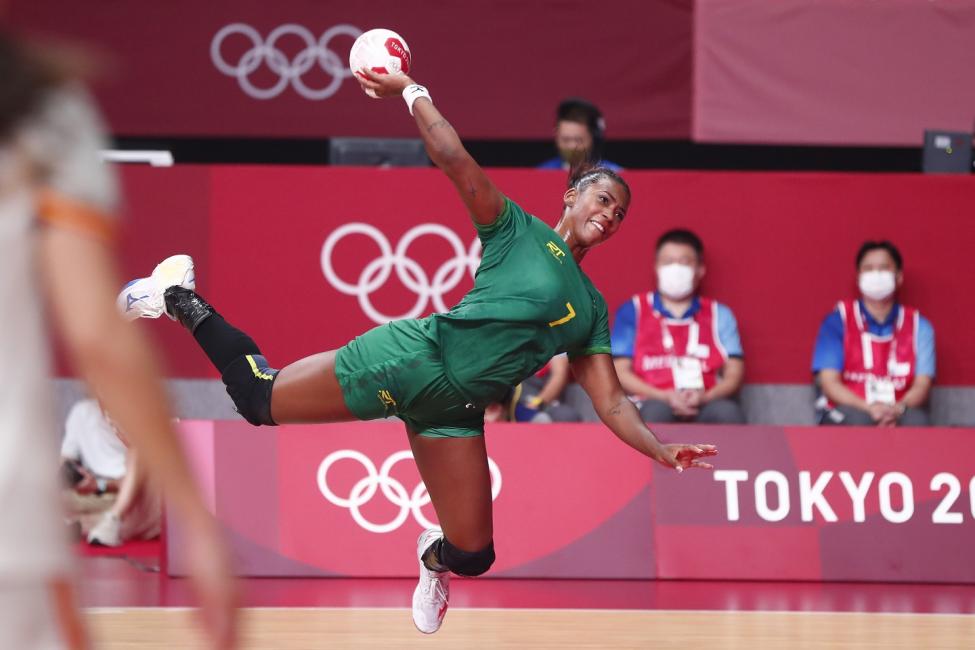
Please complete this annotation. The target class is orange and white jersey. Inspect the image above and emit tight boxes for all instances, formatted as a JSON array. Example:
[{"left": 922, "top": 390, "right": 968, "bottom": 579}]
[{"left": 0, "top": 85, "right": 118, "bottom": 581}]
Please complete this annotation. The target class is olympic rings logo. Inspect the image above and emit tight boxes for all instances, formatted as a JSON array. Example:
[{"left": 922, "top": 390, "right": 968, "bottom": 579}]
[
  {"left": 320, "top": 223, "right": 482, "bottom": 324},
  {"left": 211, "top": 23, "right": 361, "bottom": 100},
  {"left": 317, "top": 450, "right": 502, "bottom": 534}
]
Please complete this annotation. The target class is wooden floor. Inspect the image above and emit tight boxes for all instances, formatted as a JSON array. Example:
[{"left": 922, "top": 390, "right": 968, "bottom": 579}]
[{"left": 88, "top": 608, "right": 975, "bottom": 649}]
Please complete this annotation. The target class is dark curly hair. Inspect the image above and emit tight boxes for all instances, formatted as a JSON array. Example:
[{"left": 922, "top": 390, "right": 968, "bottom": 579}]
[{"left": 567, "top": 162, "right": 630, "bottom": 217}]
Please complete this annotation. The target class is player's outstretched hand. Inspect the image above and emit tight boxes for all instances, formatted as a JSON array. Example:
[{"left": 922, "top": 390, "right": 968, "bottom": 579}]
[
  {"left": 356, "top": 67, "right": 414, "bottom": 98},
  {"left": 658, "top": 444, "right": 718, "bottom": 473}
]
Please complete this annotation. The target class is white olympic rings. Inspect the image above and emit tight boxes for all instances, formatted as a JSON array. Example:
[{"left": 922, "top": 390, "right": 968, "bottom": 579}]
[
  {"left": 320, "top": 223, "right": 482, "bottom": 324},
  {"left": 211, "top": 23, "right": 361, "bottom": 100},
  {"left": 317, "top": 450, "right": 502, "bottom": 534}
]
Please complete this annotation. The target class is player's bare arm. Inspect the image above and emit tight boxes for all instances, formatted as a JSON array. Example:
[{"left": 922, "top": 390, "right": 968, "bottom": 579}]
[
  {"left": 571, "top": 353, "right": 717, "bottom": 472},
  {"left": 356, "top": 68, "right": 505, "bottom": 226}
]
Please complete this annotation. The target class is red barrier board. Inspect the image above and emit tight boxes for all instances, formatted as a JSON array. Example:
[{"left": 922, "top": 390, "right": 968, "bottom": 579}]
[
  {"left": 167, "top": 421, "right": 658, "bottom": 579},
  {"left": 111, "top": 167, "right": 975, "bottom": 385},
  {"left": 167, "top": 422, "right": 975, "bottom": 582}
]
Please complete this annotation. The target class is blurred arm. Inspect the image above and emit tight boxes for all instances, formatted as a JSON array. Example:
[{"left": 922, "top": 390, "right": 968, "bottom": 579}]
[
  {"left": 818, "top": 369, "right": 870, "bottom": 412},
  {"left": 704, "top": 357, "right": 744, "bottom": 403}
]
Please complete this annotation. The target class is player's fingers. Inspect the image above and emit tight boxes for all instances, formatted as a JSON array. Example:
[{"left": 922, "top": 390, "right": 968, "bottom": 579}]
[
  {"left": 356, "top": 69, "right": 382, "bottom": 87},
  {"left": 659, "top": 449, "right": 681, "bottom": 471},
  {"left": 691, "top": 460, "right": 714, "bottom": 469},
  {"left": 358, "top": 67, "right": 382, "bottom": 81}
]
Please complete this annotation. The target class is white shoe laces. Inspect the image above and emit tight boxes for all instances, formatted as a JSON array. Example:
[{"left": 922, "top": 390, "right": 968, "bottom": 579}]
[{"left": 421, "top": 569, "right": 447, "bottom": 604}]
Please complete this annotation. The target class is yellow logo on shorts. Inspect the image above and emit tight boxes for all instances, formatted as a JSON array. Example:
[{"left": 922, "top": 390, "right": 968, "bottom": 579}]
[
  {"left": 378, "top": 389, "right": 397, "bottom": 409},
  {"left": 546, "top": 241, "right": 566, "bottom": 264}
]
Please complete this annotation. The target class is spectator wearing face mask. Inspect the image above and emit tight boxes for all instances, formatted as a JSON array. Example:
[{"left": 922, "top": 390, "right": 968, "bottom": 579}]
[
  {"left": 813, "top": 241, "right": 934, "bottom": 426},
  {"left": 591, "top": 229, "right": 745, "bottom": 424}
]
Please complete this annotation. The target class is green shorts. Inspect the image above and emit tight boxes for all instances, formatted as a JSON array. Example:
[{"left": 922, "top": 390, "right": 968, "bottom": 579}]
[{"left": 334, "top": 319, "right": 485, "bottom": 438}]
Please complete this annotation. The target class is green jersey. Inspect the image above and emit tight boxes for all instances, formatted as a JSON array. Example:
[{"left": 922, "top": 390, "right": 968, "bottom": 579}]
[{"left": 428, "top": 197, "right": 611, "bottom": 405}]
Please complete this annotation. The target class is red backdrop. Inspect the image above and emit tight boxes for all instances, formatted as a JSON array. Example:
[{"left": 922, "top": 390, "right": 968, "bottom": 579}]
[
  {"left": 112, "top": 166, "right": 975, "bottom": 385},
  {"left": 7, "top": 0, "right": 691, "bottom": 139},
  {"left": 11, "top": 0, "right": 975, "bottom": 146}
]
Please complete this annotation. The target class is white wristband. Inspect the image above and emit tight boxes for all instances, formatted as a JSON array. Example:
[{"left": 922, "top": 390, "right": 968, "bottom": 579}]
[{"left": 403, "top": 84, "right": 432, "bottom": 116}]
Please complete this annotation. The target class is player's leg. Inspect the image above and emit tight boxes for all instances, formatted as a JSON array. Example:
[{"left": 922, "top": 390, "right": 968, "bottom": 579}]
[
  {"left": 121, "top": 255, "right": 354, "bottom": 424},
  {"left": 411, "top": 432, "right": 494, "bottom": 553},
  {"left": 168, "top": 287, "right": 355, "bottom": 424},
  {"left": 408, "top": 431, "right": 494, "bottom": 634},
  {"left": 269, "top": 351, "right": 356, "bottom": 423}
]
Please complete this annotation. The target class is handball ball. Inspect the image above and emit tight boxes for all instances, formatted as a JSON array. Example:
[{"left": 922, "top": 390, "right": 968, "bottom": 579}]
[{"left": 349, "top": 28, "right": 412, "bottom": 98}]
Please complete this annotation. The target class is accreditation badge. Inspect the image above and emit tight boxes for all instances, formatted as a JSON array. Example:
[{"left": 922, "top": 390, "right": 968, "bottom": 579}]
[
  {"left": 866, "top": 376, "right": 897, "bottom": 405},
  {"left": 672, "top": 357, "right": 705, "bottom": 390}
]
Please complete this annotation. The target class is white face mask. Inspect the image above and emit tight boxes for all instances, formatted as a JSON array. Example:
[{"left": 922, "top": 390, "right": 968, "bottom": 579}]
[
  {"left": 657, "top": 263, "right": 695, "bottom": 300},
  {"left": 859, "top": 270, "right": 897, "bottom": 301}
]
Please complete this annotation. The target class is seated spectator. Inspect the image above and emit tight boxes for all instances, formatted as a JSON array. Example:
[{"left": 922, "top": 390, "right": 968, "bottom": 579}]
[
  {"left": 567, "top": 229, "right": 745, "bottom": 423},
  {"left": 61, "top": 398, "right": 161, "bottom": 546},
  {"left": 813, "top": 241, "right": 934, "bottom": 426},
  {"left": 538, "top": 98, "right": 622, "bottom": 172},
  {"left": 512, "top": 354, "right": 580, "bottom": 423}
]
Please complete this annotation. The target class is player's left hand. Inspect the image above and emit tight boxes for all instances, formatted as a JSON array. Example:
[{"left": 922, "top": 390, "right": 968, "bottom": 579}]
[
  {"left": 660, "top": 443, "right": 718, "bottom": 472},
  {"left": 356, "top": 67, "right": 414, "bottom": 98}
]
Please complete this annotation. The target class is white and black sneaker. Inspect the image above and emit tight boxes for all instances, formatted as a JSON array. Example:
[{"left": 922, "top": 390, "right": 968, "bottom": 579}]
[
  {"left": 412, "top": 528, "right": 450, "bottom": 634},
  {"left": 117, "top": 254, "right": 195, "bottom": 321}
]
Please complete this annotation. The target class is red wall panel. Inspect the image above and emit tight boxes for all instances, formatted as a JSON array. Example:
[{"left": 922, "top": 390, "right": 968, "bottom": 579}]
[{"left": 694, "top": 0, "right": 975, "bottom": 145}]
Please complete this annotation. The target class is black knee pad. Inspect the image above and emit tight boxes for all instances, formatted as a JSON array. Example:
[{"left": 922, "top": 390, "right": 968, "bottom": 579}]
[
  {"left": 440, "top": 538, "right": 495, "bottom": 577},
  {"left": 221, "top": 354, "right": 279, "bottom": 426}
]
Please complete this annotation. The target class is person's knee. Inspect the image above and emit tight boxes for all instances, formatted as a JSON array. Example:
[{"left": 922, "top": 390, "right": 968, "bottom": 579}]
[
  {"left": 222, "top": 354, "right": 279, "bottom": 426},
  {"left": 832, "top": 405, "right": 874, "bottom": 426},
  {"left": 898, "top": 407, "right": 930, "bottom": 427},
  {"left": 697, "top": 399, "right": 746, "bottom": 424},
  {"left": 639, "top": 399, "right": 675, "bottom": 423},
  {"left": 440, "top": 537, "right": 495, "bottom": 577}
]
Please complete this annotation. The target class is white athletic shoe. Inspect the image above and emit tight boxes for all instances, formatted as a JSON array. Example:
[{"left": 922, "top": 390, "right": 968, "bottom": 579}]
[
  {"left": 412, "top": 528, "right": 450, "bottom": 634},
  {"left": 118, "top": 254, "right": 195, "bottom": 321},
  {"left": 87, "top": 512, "right": 121, "bottom": 547}
]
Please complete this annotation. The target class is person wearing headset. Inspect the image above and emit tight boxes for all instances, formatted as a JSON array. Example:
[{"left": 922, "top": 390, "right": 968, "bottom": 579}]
[{"left": 538, "top": 98, "right": 622, "bottom": 172}]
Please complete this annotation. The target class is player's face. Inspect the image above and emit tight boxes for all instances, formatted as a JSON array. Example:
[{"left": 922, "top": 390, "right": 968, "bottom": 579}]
[{"left": 571, "top": 178, "right": 628, "bottom": 247}]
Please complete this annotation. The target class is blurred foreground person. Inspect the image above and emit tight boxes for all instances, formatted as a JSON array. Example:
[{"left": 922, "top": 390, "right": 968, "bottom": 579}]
[{"left": 0, "top": 32, "right": 237, "bottom": 648}]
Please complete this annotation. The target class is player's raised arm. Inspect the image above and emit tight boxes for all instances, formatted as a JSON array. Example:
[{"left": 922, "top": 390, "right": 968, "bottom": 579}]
[{"left": 357, "top": 68, "right": 505, "bottom": 227}]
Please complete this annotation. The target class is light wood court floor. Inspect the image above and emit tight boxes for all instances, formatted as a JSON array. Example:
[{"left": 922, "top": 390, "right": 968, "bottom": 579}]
[{"left": 88, "top": 607, "right": 975, "bottom": 649}]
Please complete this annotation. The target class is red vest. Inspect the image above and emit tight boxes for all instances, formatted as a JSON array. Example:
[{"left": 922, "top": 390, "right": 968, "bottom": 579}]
[
  {"left": 838, "top": 300, "right": 918, "bottom": 402},
  {"left": 630, "top": 293, "right": 728, "bottom": 391}
]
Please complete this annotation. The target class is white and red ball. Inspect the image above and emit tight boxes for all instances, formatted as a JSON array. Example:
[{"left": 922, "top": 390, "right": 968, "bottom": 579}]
[{"left": 349, "top": 28, "right": 412, "bottom": 98}]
